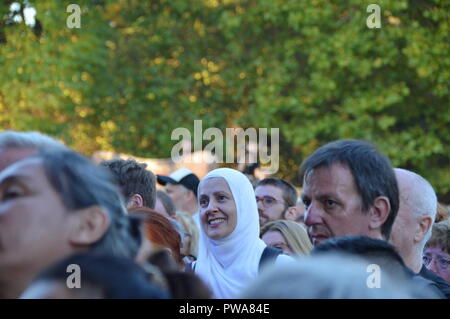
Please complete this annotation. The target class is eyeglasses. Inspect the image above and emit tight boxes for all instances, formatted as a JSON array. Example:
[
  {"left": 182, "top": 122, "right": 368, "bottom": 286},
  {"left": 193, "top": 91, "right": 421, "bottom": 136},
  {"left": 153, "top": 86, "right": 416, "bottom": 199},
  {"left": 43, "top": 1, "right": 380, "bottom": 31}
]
[
  {"left": 255, "top": 196, "right": 285, "bottom": 208},
  {"left": 423, "top": 254, "right": 450, "bottom": 270}
]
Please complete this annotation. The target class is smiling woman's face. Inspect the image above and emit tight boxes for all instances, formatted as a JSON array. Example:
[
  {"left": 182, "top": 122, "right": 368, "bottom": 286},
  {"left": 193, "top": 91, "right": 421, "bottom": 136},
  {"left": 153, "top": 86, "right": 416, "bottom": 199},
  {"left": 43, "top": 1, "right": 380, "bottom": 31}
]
[{"left": 198, "top": 177, "right": 237, "bottom": 240}]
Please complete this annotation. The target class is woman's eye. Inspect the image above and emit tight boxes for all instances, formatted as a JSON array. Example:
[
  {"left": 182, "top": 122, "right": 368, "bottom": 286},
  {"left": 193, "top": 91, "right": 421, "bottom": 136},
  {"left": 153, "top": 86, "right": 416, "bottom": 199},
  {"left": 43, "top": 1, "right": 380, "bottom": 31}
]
[
  {"left": 199, "top": 199, "right": 208, "bottom": 207},
  {"left": 218, "top": 195, "right": 226, "bottom": 201}
]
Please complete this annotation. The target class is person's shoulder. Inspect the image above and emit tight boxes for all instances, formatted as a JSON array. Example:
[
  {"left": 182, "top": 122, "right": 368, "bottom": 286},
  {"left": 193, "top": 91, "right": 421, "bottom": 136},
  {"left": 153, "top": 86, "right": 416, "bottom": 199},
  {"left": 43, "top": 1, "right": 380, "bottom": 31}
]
[{"left": 419, "top": 266, "right": 450, "bottom": 299}]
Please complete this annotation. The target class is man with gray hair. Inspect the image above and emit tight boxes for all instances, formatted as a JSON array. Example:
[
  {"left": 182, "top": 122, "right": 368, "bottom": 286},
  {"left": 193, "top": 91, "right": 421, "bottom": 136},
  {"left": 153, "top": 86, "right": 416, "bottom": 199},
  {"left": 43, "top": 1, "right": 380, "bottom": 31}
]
[
  {"left": 390, "top": 168, "right": 450, "bottom": 298},
  {"left": 0, "top": 130, "right": 66, "bottom": 171},
  {"left": 0, "top": 149, "right": 140, "bottom": 298}
]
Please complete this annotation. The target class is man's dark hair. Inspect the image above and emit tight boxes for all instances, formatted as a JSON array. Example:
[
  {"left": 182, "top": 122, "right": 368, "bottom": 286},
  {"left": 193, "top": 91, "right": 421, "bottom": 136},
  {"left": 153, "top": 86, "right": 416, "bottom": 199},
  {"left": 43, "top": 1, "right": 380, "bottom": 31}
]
[
  {"left": 300, "top": 139, "right": 399, "bottom": 240},
  {"left": 100, "top": 159, "right": 156, "bottom": 209},
  {"left": 312, "top": 235, "right": 413, "bottom": 284},
  {"left": 33, "top": 253, "right": 168, "bottom": 299},
  {"left": 37, "top": 150, "right": 139, "bottom": 259},
  {"left": 309, "top": 235, "right": 446, "bottom": 298},
  {"left": 312, "top": 235, "right": 405, "bottom": 267},
  {"left": 256, "top": 177, "right": 298, "bottom": 207}
]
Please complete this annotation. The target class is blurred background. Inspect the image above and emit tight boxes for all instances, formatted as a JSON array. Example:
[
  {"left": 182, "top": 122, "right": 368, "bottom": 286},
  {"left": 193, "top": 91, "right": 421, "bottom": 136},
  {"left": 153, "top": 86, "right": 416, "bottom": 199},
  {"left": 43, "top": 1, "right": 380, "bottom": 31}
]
[{"left": 0, "top": 0, "right": 449, "bottom": 202}]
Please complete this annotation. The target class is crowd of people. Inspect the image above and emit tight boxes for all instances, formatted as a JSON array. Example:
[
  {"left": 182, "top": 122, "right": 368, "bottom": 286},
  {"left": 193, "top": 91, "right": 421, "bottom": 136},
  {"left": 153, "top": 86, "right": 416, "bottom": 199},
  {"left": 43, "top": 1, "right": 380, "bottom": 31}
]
[{"left": 0, "top": 130, "right": 449, "bottom": 299}]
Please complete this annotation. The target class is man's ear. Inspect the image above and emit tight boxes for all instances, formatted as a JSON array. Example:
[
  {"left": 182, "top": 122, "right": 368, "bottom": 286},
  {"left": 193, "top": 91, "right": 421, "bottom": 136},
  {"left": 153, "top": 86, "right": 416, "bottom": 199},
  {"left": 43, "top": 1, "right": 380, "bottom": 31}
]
[
  {"left": 127, "top": 194, "right": 144, "bottom": 209},
  {"left": 368, "top": 196, "right": 391, "bottom": 234},
  {"left": 284, "top": 206, "right": 299, "bottom": 221},
  {"left": 68, "top": 205, "right": 110, "bottom": 247},
  {"left": 415, "top": 216, "right": 433, "bottom": 243}
]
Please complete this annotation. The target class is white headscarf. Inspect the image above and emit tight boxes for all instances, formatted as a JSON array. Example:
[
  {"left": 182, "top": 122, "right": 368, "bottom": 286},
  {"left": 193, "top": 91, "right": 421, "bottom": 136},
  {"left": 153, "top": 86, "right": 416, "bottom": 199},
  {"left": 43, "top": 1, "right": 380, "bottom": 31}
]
[{"left": 195, "top": 168, "right": 266, "bottom": 298}]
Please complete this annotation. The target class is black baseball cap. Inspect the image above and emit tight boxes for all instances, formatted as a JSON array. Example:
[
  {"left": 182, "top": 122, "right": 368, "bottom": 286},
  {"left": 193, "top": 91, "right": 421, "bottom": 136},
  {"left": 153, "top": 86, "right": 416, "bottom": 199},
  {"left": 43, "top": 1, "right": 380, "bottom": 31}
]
[{"left": 157, "top": 168, "right": 200, "bottom": 197}]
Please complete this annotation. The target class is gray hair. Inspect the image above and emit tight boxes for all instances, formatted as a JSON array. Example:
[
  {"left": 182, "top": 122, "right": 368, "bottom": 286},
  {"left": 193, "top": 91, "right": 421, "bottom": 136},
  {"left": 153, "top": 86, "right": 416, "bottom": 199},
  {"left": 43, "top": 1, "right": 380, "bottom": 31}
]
[
  {"left": 35, "top": 149, "right": 139, "bottom": 259},
  {"left": 0, "top": 130, "right": 66, "bottom": 150},
  {"left": 395, "top": 168, "right": 437, "bottom": 243}
]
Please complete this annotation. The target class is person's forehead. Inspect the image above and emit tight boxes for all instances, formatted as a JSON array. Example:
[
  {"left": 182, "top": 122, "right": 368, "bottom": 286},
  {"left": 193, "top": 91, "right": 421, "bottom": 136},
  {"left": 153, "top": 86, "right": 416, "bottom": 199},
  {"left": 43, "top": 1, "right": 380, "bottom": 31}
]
[
  {"left": 262, "top": 229, "right": 285, "bottom": 241},
  {"left": 0, "top": 157, "right": 44, "bottom": 183},
  {"left": 304, "top": 164, "right": 355, "bottom": 188},
  {"left": 0, "top": 147, "right": 38, "bottom": 172},
  {"left": 255, "top": 184, "right": 284, "bottom": 198},
  {"left": 199, "top": 177, "right": 230, "bottom": 194},
  {"left": 425, "top": 246, "right": 450, "bottom": 256}
]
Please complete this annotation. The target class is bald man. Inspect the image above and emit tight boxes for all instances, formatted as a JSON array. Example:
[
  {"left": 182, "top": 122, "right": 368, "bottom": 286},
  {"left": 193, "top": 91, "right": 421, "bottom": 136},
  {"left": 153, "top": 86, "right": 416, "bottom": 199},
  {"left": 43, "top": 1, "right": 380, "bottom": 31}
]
[{"left": 390, "top": 168, "right": 450, "bottom": 298}]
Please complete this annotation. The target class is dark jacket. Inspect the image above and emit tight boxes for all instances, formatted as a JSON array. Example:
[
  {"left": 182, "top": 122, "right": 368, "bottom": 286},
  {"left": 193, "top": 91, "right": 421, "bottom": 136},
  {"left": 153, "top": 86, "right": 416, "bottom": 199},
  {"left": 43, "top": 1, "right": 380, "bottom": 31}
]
[{"left": 419, "top": 264, "right": 450, "bottom": 299}]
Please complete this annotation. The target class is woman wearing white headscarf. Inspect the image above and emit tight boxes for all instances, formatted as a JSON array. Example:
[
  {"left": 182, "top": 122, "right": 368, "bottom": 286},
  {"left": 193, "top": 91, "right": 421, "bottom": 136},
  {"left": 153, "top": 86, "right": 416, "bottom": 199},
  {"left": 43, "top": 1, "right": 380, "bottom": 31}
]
[{"left": 194, "top": 168, "right": 291, "bottom": 298}]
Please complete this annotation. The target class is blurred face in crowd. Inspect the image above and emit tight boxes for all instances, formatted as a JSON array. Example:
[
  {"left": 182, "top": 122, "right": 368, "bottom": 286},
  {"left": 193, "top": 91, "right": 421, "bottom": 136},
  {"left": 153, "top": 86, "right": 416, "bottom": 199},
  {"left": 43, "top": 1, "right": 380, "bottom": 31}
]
[
  {"left": 0, "top": 158, "right": 77, "bottom": 293},
  {"left": 389, "top": 171, "right": 417, "bottom": 264},
  {"left": 261, "top": 230, "right": 293, "bottom": 255},
  {"left": 302, "top": 164, "right": 370, "bottom": 245},
  {"left": 154, "top": 197, "right": 170, "bottom": 218},
  {"left": 423, "top": 246, "right": 450, "bottom": 283},
  {"left": 180, "top": 232, "right": 192, "bottom": 257},
  {"left": 0, "top": 147, "right": 37, "bottom": 172},
  {"left": 198, "top": 178, "right": 237, "bottom": 240},
  {"left": 255, "top": 185, "right": 287, "bottom": 227},
  {"left": 165, "top": 183, "right": 189, "bottom": 212}
]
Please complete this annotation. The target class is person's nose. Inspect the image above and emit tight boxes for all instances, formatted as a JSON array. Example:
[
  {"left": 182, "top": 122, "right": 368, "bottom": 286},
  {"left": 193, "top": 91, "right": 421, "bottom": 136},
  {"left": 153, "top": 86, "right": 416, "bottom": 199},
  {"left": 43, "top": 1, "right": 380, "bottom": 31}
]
[
  {"left": 205, "top": 199, "right": 219, "bottom": 214},
  {"left": 304, "top": 201, "right": 321, "bottom": 227}
]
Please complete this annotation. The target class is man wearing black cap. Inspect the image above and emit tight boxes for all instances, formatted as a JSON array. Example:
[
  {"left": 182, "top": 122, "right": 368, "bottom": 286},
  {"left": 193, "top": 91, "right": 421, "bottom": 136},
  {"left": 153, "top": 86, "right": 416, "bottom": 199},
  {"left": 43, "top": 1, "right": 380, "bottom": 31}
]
[{"left": 157, "top": 168, "right": 200, "bottom": 217}]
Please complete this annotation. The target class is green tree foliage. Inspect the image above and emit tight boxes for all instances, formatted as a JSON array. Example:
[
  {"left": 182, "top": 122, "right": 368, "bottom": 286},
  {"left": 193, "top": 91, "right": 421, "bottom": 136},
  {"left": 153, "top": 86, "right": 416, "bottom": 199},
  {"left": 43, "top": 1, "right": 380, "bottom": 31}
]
[{"left": 0, "top": 0, "right": 449, "bottom": 200}]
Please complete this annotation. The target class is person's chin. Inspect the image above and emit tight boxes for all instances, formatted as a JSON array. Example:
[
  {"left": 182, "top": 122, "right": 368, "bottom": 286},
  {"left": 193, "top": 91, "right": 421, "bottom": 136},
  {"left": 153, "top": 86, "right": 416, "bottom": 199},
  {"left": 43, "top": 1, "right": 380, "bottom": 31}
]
[{"left": 206, "top": 225, "right": 225, "bottom": 240}]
